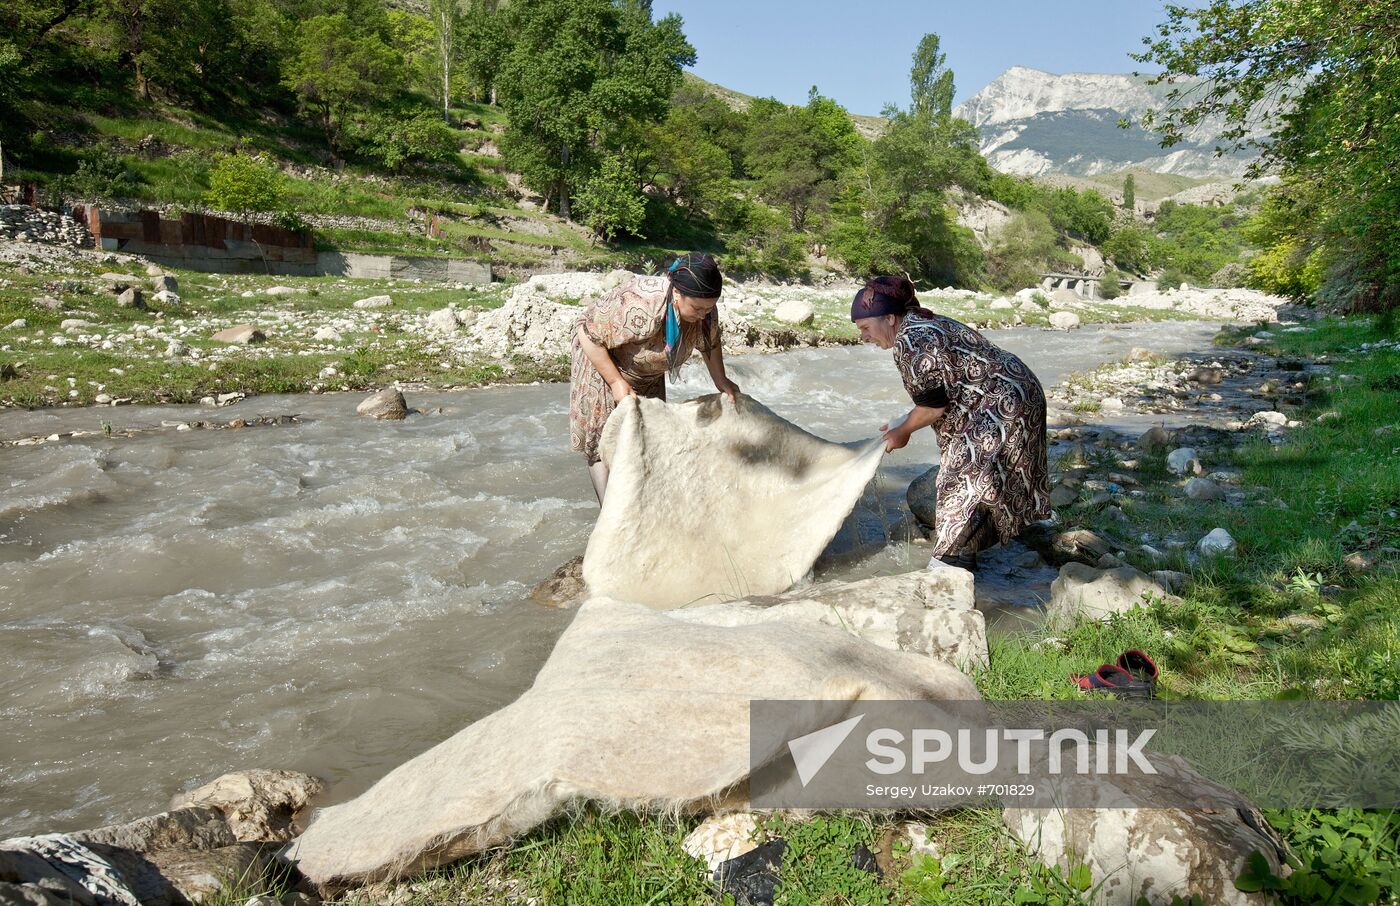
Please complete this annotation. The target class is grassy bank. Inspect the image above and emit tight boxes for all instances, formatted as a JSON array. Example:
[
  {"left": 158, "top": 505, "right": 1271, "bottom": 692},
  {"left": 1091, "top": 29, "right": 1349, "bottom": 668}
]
[{"left": 233, "top": 315, "right": 1393, "bottom": 904}]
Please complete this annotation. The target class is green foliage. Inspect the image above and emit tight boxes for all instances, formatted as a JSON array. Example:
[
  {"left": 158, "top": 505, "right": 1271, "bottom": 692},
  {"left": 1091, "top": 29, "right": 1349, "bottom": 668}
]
[
  {"left": 744, "top": 99, "right": 845, "bottom": 230},
  {"left": 351, "top": 109, "right": 459, "bottom": 173},
  {"left": 1236, "top": 810, "right": 1400, "bottom": 905},
  {"left": 984, "top": 210, "right": 1063, "bottom": 292},
  {"left": 1102, "top": 224, "right": 1151, "bottom": 274},
  {"left": 720, "top": 198, "right": 809, "bottom": 280},
  {"left": 1138, "top": 0, "right": 1400, "bottom": 309},
  {"left": 909, "top": 32, "right": 955, "bottom": 122},
  {"left": 575, "top": 154, "right": 646, "bottom": 242},
  {"left": 1156, "top": 267, "right": 1188, "bottom": 290},
  {"left": 1149, "top": 200, "right": 1250, "bottom": 286},
  {"left": 1042, "top": 186, "right": 1113, "bottom": 244},
  {"left": 282, "top": 14, "right": 404, "bottom": 154},
  {"left": 1098, "top": 265, "right": 1123, "bottom": 299},
  {"left": 204, "top": 152, "right": 284, "bottom": 218},
  {"left": 764, "top": 814, "right": 887, "bottom": 905},
  {"left": 1121, "top": 172, "right": 1135, "bottom": 211},
  {"left": 458, "top": 0, "right": 511, "bottom": 104},
  {"left": 496, "top": 0, "right": 692, "bottom": 220},
  {"left": 51, "top": 149, "right": 140, "bottom": 201}
]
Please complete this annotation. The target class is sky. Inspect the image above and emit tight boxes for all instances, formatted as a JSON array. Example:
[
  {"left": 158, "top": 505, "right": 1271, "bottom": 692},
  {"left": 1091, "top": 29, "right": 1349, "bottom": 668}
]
[{"left": 649, "top": 1, "right": 1173, "bottom": 115}]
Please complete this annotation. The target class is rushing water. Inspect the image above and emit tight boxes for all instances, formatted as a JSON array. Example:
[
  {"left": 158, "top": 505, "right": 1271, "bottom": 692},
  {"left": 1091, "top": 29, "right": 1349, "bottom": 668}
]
[{"left": 0, "top": 320, "right": 1221, "bottom": 836}]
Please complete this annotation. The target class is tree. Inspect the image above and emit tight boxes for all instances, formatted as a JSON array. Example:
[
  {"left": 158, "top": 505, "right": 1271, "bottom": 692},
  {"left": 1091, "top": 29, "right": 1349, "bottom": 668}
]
[
  {"left": 205, "top": 152, "right": 284, "bottom": 219},
  {"left": 427, "top": 0, "right": 458, "bottom": 121},
  {"left": 459, "top": 0, "right": 509, "bottom": 103},
  {"left": 744, "top": 103, "right": 842, "bottom": 231},
  {"left": 1122, "top": 173, "right": 1136, "bottom": 211},
  {"left": 909, "top": 32, "right": 954, "bottom": 122},
  {"left": 1137, "top": 0, "right": 1400, "bottom": 309},
  {"left": 576, "top": 153, "right": 646, "bottom": 241},
  {"left": 495, "top": 0, "right": 693, "bottom": 220},
  {"left": 282, "top": 14, "right": 403, "bottom": 156}
]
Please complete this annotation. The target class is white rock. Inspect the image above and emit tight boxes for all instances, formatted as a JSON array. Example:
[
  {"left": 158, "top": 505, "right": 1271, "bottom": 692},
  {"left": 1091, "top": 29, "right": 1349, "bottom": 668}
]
[
  {"left": 426, "top": 307, "right": 463, "bottom": 334},
  {"left": 1197, "top": 528, "right": 1237, "bottom": 557},
  {"left": 773, "top": 299, "right": 815, "bottom": 326},
  {"left": 356, "top": 388, "right": 408, "bottom": 420},
  {"left": 990, "top": 298, "right": 1014, "bottom": 310},
  {"left": 95, "top": 393, "right": 112, "bottom": 404},
  {"left": 166, "top": 341, "right": 190, "bottom": 357},
  {"left": 1166, "top": 447, "right": 1201, "bottom": 476},
  {"left": 352, "top": 294, "right": 393, "bottom": 309},
  {"left": 1048, "top": 311, "right": 1081, "bottom": 330},
  {"left": 681, "top": 812, "right": 763, "bottom": 873},
  {"left": 265, "top": 286, "right": 299, "bottom": 297},
  {"left": 4, "top": 319, "right": 27, "bottom": 329},
  {"left": 153, "top": 290, "right": 181, "bottom": 305},
  {"left": 1246, "top": 410, "right": 1289, "bottom": 428},
  {"left": 312, "top": 327, "right": 342, "bottom": 342},
  {"left": 1046, "top": 562, "right": 1174, "bottom": 625},
  {"left": 60, "top": 319, "right": 92, "bottom": 330}
]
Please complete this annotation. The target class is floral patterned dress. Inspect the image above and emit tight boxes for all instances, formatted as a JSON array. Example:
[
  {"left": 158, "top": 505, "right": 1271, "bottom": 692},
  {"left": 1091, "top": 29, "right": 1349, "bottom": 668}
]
[
  {"left": 894, "top": 313, "right": 1051, "bottom": 556},
  {"left": 569, "top": 275, "right": 721, "bottom": 464}
]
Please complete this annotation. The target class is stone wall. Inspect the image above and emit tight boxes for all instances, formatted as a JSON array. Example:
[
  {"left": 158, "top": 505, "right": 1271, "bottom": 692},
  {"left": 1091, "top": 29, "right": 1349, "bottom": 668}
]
[
  {"left": 73, "top": 206, "right": 319, "bottom": 274},
  {"left": 0, "top": 204, "right": 93, "bottom": 248}
]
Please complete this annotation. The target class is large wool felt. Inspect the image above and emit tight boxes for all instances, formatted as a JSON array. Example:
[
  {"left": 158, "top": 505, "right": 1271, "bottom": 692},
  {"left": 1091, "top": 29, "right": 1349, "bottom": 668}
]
[
  {"left": 582, "top": 394, "right": 886, "bottom": 608},
  {"left": 285, "top": 596, "right": 979, "bottom": 891}
]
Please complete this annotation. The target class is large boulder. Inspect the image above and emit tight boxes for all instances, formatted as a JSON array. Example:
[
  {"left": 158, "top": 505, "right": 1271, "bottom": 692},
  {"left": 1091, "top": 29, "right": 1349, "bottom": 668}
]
[
  {"left": 1198, "top": 528, "right": 1238, "bottom": 557},
  {"left": 1050, "top": 288, "right": 1080, "bottom": 309},
  {"left": 1048, "top": 311, "right": 1081, "bottom": 330},
  {"left": 116, "top": 287, "right": 145, "bottom": 310},
  {"left": 772, "top": 299, "right": 815, "bottom": 326},
  {"left": 1004, "top": 756, "right": 1288, "bottom": 905},
  {"left": 426, "top": 307, "right": 463, "bottom": 334},
  {"left": 1184, "top": 477, "right": 1224, "bottom": 501},
  {"left": 212, "top": 324, "right": 266, "bottom": 345},
  {"left": 530, "top": 556, "right": 586, "bottom": 608},
  {"left": 1046, "top": 562, "right": 1175, "bottom": 625},
  {"left": 356, "top": 388, "right": 407, "bottom": 421},
  {"left": 351, "top": 295, "right": 392, "bottom": 310},
  {"left": 151, "top": 274, "right": 178, "bottom": 294},
  {"left": 906, "top": 465, "right": 939, "bottom": 528},
  {"left": 170, "top": 769, "right": 325, "bottom": 843}
]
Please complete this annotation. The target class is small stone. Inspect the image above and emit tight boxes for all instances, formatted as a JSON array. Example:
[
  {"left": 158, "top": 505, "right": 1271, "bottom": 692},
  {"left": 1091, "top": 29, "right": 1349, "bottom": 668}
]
[
  {"left": 1100, "top": 396, "right": 1124, "bottom": 412},
  {"left": 1151, "top": 570, "right": 1190, "bottom": 593},
  {"left": 1049, "top": 485, "right": 1078, "bottom": 507},
  {"left": 1048, "top": 311, "right": 1081, "bottom": 330},
  {"left": 60, "top": 318, "right": 92, "bottom": 330},
  {"left": 312, "top": 327, "right": 342, "bottom": 341},
  {"left": 227, "top": 418, "right": 248, "bottom": 429},
  {"left": 5, "top": 319, "right": 27, "bottom": 329},
  {"left": 216, "top": 392, "right": 243, "bottom": 405},
  {"left": 990, "top": 298, "right": 1014, "bottom": 310},
  {"left": 152, "top": 274, "right": 179, "bottom": 294},
  {"left": 1125, "top": 347, "right": 1155, "bottom": 362},
  {"left": 1184, "top": 477, "right": 1224, "bottom": 501},
  {"left": 1137, "top": 426, "right": 1171, "bottom": 450},
  {"left": 265, "top": 286, "right": 299, "bottom": 297},
  {"left": 1197, "top": 528, "right": 1237, "bottom": 557},
  {"left": 95, "top": 393, "right": 112, "bottom": 404},
  {"left": 99, "top": 272, "right": 132, "bottom": 289},
  {"left": 212, "top": 324, "right": 266, "bottom": 344},
  {"left": 773, "top": 299, "right": 815, "bottom": 326},
  {"left": 1343, "top": 551, "right": 1377, "bottom": 572},
  {"left": 153, "top": 290, "right": 181, "bottom": 306},
  {"left": 117, "top": 287, "right": 145, "bottom": 309},
  {"left": 1247, "top": 410, "right": 1289, "bottom": 429},
  {"left": 356, "top": 388, "right": 408, "bottom": 420},
  {"left": 352, "top": 294, "right": 393, "bottom": 309}
]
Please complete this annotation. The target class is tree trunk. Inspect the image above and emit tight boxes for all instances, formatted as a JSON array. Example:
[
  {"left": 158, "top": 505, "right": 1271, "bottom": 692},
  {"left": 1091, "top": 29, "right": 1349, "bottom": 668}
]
[{"left": 558, "top": 144, "right": 571, "bottom": 220}]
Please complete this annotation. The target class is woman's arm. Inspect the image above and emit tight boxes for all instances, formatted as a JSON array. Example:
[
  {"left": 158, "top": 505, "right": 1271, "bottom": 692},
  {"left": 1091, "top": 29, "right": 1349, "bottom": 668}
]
[
  {"left": 702, "top": 342, "right": 740, "bottom": 402},
  {"left": 576, "top": 324, "right": 635, "bottom": 403},
  {"left": 880, "top": 405, "right": 946, "bottom": 452}
]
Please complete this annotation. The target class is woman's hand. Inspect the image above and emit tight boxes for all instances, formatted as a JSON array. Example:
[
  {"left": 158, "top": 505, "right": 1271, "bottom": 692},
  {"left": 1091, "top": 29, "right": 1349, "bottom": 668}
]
[
  {"left": 610, "top": 378, "right": 636, "bottom": 404},
  {"left": 881, "top": 420, "right": 912, "bottom": 453},
  {"left": 714, "top": 376, "right": 740, "bottom": 403}
]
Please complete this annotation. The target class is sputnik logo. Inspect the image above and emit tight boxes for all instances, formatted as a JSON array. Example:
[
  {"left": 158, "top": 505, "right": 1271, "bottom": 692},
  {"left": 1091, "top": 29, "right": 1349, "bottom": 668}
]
[{"left": 787, "top": 714, "right": 865, "bottom": 787}]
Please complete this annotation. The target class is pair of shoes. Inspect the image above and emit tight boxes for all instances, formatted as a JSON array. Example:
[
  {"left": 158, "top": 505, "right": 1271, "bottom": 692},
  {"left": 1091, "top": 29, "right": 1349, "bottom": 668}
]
[{"left": 1071, "top": 649, "right": 1158, "bottom": 699}]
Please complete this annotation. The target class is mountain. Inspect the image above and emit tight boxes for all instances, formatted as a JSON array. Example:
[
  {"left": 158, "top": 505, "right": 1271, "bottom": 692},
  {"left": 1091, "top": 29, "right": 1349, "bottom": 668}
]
[{"left": 953, "top": 66, "right": 1258, "bottom": 179}]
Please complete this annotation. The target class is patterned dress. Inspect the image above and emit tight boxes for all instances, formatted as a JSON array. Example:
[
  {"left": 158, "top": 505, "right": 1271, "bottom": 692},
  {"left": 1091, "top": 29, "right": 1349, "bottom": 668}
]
[
  {"left": 894, "top": 313, "right": 1051, "bottom": 556},
  {"left": 569, "top": 275, "right": 721, "bottom": 464}
]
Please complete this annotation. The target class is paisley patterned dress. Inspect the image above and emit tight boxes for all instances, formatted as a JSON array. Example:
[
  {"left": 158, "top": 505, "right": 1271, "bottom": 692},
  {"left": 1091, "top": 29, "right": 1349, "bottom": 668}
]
[
  {"left": 569, "top": 275, "right": 721, "bottom": 464},
  {"left": 894, "top": 313, "right": 1051, "bottom": 556}
]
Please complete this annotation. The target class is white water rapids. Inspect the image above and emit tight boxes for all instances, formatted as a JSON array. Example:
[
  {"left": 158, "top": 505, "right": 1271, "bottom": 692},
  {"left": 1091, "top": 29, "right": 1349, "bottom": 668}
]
[{"left": 0, "top": 320, "right": 1220, "bottom": 836}]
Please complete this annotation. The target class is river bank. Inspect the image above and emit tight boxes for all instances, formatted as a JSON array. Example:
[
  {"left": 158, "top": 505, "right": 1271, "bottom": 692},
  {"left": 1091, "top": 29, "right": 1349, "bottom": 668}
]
[{"left": 1, "top": 239, "right": 1292, "bottom": 411}]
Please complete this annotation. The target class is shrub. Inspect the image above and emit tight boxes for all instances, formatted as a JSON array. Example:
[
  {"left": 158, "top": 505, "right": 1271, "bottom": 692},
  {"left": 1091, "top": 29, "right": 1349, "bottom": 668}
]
[
  {"left": 1157, "top": 266, "right": 1190, "bottom": 290},
  {"left": 52, "top": 149, "right": 139, "bottom": 202},
  {"left": 1099, "top": 266, "right": 1123, "bottom": 299},
  {"left": 205, "top": 153, "right": 285, "bottom": 219},
  {"left": 575, "top": 155, "right": 647, "bottom": 242},
  {"left": 353, "top": 110, "right": 459, "bottom": 174}
]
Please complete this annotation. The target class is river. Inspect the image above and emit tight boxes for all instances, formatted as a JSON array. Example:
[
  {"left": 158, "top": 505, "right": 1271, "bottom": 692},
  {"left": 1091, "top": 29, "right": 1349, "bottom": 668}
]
[{"left": 0, "top": 319, "right": 1221, "bottom": 836}]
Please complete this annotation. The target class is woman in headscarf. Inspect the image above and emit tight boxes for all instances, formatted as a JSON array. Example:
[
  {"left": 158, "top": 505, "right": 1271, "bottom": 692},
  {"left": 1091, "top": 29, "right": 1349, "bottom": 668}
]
[
  {"left": 853, "top": 276, "right": 1051, "bottom": 570},
  {"left": 570, "top": 252, "right": 740, "bottom": 503}
]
